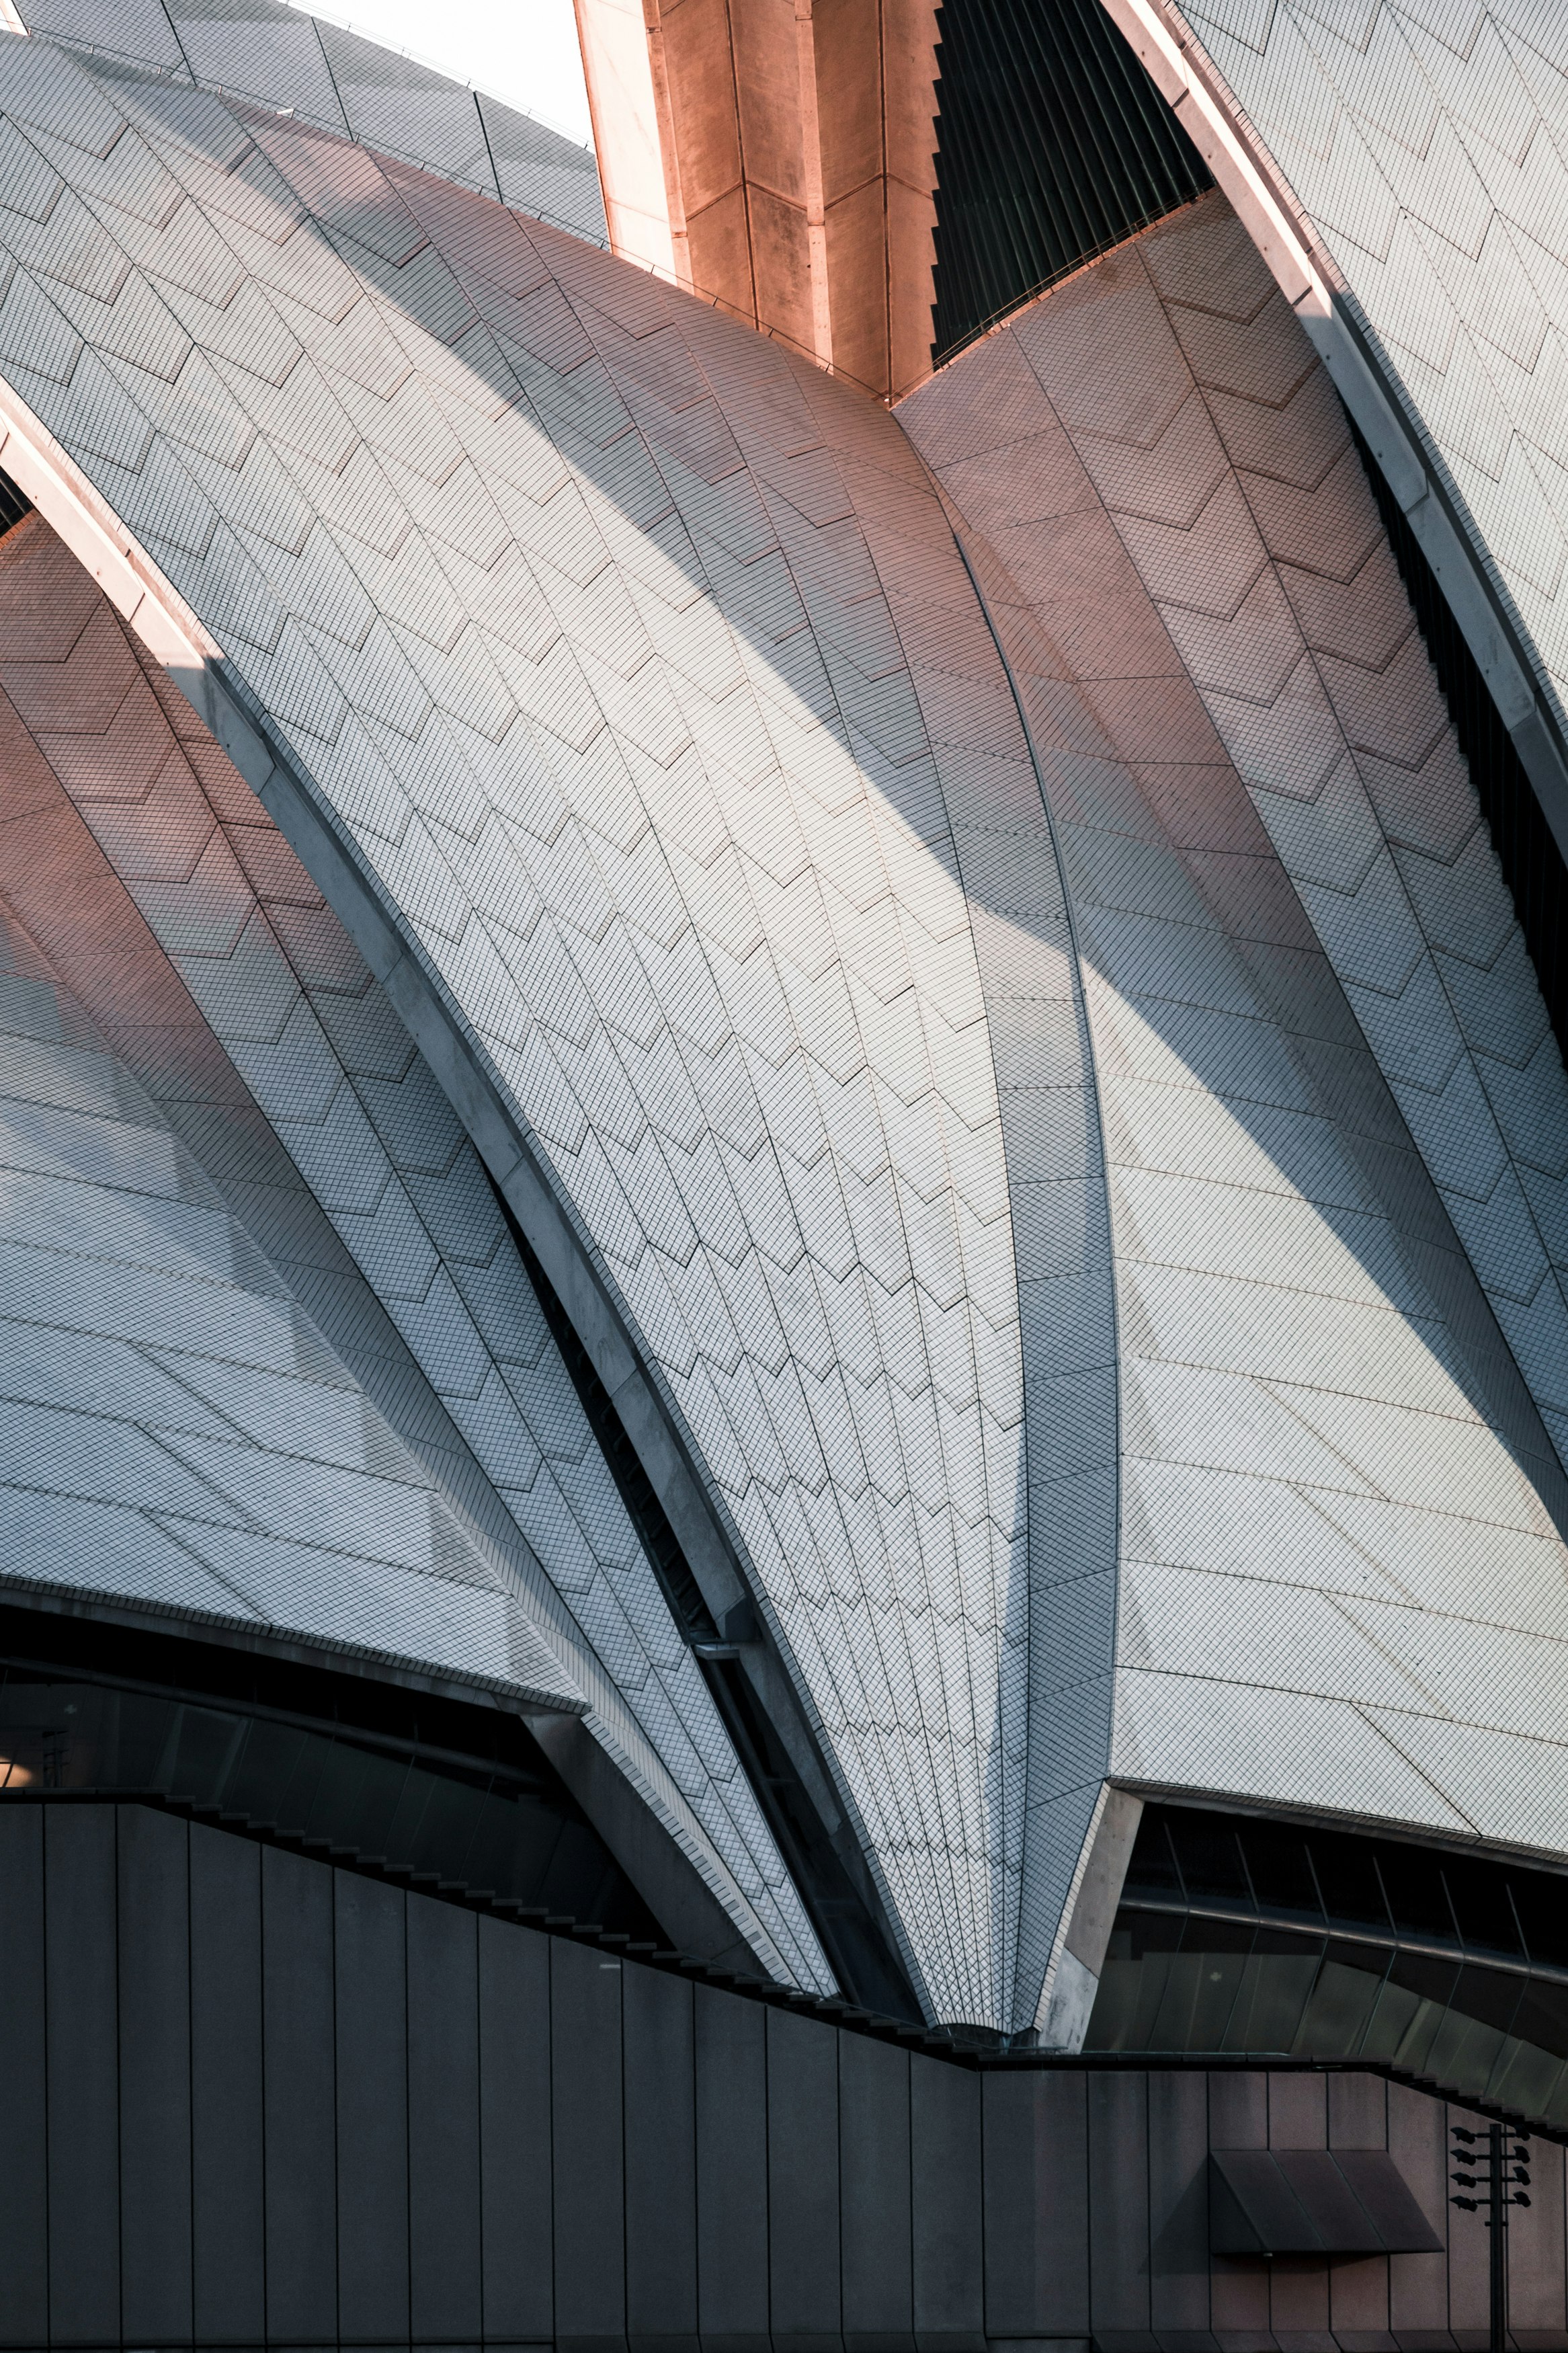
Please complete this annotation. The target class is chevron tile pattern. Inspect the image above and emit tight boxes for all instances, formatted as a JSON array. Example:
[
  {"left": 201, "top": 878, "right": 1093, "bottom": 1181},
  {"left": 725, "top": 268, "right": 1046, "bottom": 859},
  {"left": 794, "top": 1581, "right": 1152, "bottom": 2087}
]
[
  {"left": 1009, "top": 192, "right": 1568, "bottom": 1503},
  {"left": 0, "top": 856, "right": 583, "bottom": 1715},
  {"left": 1161, "top": 0, "right": 1568, "bottom": 729},
  {"left": 901, "top": 203, "right": 1568, "bottom": 1875},
  {"left": 11, "top": 5, "right": 1567, "bottom": 2028},
  {"left": 0, "top": 32, "right": 1126, "bottom": 2030},
  {"left": 0, "top": 504, "right": 825, "bottom": 1988},
  {"left": 16, "top": 0, "right": 608, "bottom": 245}
]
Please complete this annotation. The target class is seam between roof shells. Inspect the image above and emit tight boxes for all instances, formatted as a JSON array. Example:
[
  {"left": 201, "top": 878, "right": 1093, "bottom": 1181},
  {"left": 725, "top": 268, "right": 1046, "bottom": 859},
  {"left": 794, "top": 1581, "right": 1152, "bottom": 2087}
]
[{"left": 927, "top": 501, "right": 1125, "bottom": 2042}]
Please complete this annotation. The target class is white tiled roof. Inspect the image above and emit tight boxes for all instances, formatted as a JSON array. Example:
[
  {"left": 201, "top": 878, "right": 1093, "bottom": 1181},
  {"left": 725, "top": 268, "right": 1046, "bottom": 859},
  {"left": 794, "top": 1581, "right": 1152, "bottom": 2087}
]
[
  {"left": 0, "top": 504, "right": 828, "bottom": 1989},
  {"left": 0, "top": 32, "right": 1088, "bottom": 2029},
  {"left": 901, "top": 192, "right": 1568, "bottom": 1962},
  {"left": 1145, "top": 0, "right": 1568, "bottom": 739},
  {"left": 9, "top": 10, "right": 1568, "bottom": 2032},
  {"left": 0, "top": 886, "right": 587, "bottom": 1714},
  {"left": 17, "top": 0, "right": 608, "bottom": 243}
]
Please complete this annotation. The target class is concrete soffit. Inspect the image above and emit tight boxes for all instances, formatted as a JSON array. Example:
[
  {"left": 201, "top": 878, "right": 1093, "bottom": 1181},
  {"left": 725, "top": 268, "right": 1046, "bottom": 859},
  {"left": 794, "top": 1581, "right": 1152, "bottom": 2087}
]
[
  {"left": 0, "top": 368, "right": 921, "bottom": 2019},
  {"left": 1092, "top": 0, "right": 1568, "bottom": 869},
  {"left": 1035, "top": 1786, "right": 1145, "bottom": 2051}
]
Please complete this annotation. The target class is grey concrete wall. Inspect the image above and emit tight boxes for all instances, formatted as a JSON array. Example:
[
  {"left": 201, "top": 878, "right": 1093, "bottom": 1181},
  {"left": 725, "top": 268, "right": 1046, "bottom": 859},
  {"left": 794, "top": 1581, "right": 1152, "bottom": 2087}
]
[{"left": 0, "top": 1802, "right": 1563, "bottom": 2352}]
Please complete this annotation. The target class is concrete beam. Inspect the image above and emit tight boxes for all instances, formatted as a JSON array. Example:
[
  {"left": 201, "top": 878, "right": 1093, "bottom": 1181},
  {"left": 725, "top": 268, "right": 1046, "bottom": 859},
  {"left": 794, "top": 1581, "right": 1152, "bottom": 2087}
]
[{"left": 576, "top": 0, "right": 940, "bottom": 401}]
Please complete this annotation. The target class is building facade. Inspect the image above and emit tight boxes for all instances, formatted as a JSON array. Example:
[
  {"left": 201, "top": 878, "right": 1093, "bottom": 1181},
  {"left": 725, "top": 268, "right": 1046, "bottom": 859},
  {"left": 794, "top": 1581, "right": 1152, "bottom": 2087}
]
[{"left": 0, "top": 0, "right": 1567, "bottom": 2338}]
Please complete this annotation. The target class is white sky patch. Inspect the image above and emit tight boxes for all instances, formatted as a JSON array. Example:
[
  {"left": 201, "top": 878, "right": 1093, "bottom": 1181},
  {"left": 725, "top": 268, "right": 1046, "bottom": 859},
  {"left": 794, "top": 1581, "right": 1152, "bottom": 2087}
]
[{"left": 284, "top": 0, "right": 593, "bottom": 146}]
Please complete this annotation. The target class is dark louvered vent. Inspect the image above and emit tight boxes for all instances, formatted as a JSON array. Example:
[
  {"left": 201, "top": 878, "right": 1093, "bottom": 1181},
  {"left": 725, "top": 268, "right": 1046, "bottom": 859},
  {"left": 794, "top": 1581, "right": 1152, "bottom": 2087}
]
[
  {"left": 0, "top": 469, "right": 32, "bottom": 537},
  {"left": 930, "top": 0, "right": 1211, "bottom": 363},
  {"left": 1353, "top": 423, "right": 1568, "bottom": 1066}
]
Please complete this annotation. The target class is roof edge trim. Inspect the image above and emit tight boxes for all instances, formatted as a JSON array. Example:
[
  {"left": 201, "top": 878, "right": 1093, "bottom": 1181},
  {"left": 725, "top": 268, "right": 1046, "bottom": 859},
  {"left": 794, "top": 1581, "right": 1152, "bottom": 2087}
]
[
  {"left": 1093, "top": 0, "right": 1568, "bottom": 867},
  {"left": 0, "top": 375, "right": 218, "bottom": 671}
]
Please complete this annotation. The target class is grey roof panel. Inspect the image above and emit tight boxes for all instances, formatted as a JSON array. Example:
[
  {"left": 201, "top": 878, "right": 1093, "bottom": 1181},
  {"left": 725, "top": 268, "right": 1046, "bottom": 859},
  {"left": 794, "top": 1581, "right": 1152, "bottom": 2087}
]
[
  {"left": 0, "top": 895, "right": 584, "bottom": 1710},
  {"left": 7, "top": 25, "right": 1568, "bottom": 2028},
  {"left": 901, "top": 191, "right": 1568, "bottom": 1963},
  {"left": 13, "top": 0, "right": 607, "bottom": 243},
  {"left": 0, "top": 503, "right": 828, "bottom": 1990}
]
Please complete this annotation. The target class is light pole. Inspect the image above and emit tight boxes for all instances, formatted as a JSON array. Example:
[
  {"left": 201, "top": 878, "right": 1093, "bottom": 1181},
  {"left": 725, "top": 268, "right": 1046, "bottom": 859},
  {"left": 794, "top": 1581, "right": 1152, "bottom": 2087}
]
[{"left": 1451, "top": 2120, "right": 1532, "bottom": 2353}]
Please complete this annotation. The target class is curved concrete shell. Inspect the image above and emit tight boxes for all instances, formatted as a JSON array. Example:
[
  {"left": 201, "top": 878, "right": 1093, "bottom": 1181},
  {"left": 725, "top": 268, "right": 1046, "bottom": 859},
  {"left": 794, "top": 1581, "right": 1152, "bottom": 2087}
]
[
  {"left": 0, "top": 25, "right": 1085, "bottom": 2030},
  {"left": 1092, "top": 0, "right": 1568, "bottom": 862},
  {"left": 901, "top": 189, "right": 1568, "bottom": 2028},
  {"left": 19, "top": 0, "right": 608, "bottom": 243},
  {"left": 0, "top": 499, "right": 829, "bottom": 1989},
  {"left": 0, "top": 861, "right": 585, "bottom": 1720},
  {"left": 4, "top": 3, "right": 1568, "bottom": 2042},
  {"left": 1116, "top": 0, "right": 1568, "bottom": 734}
]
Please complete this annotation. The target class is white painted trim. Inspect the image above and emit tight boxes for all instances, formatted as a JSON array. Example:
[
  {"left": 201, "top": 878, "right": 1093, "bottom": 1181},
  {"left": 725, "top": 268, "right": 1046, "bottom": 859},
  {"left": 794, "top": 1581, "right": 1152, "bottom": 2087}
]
[
  {"left": 0, "top": 379, "right": 219, "bottom": 671},
  {"left": 1098, "top": 0, "right": 1331, "bottom": 319}
]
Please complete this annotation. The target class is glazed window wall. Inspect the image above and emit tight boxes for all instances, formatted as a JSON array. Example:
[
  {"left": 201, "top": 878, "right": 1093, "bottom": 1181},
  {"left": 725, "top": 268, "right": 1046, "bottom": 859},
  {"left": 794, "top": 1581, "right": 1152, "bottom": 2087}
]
[
  {"left": 0, "top": 464, "right": 30, "bottom": 536},
  {"left": 0, "top": 1605, "right": 661, "bottom": 1940},
  {"left": 1086, "top": 1804, "right": 1568, "bottom": 2132}
]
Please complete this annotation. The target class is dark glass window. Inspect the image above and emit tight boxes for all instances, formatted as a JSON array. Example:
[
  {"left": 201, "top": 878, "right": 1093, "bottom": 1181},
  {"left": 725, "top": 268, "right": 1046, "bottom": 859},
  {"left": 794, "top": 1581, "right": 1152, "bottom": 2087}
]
[
  {"left": 1240, "top": 1821, "right": 1321, "bottom": 1921},
  {"left": 1086, "top": 1805, "right": 1568, "bottom": 2135},
  {"left": 1229, "top": 1925, "right": 1325, "bottom": 2055},
  {"left": 1122, "top": 1906, "right": 1184, "bottom": 1956},
  {"left": 1122, "top": 1810, "right": 1184, "bottom": 1901},
  {"left": 1376, "top": 1841, "right": 1457, "bottom": 1944},
  {"left": 1312, "top": 1833, "right": 1393, "bottom": 1935},
  {"left": 1513, "top": 1874, "right": 1568, "bottom": 1972},
  {"left": 1446, "top": 1858, "right": 1525, "bottom": 1961},
  {"left": 1295, "top": 1939, "right": 1393, "bottom": 2059},
  {"left": 1169, "top": 1816, "right": 1251, "bottom": 1907},
  {"left": 0, "top": 466, "right": 30, "bottom": 536},
  {"left": 1450, "top": 1962, "right": 1527, "bottom": 2038},
  {"left": 1511, "top": 1981, "right": 1568, "bottom": 2065}
]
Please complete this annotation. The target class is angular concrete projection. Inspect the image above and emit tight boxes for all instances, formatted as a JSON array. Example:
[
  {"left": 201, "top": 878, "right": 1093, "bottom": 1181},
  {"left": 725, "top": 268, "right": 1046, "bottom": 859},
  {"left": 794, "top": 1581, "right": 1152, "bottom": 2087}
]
[{"left": 577, "top": 0, "right": 940, "bottom": 398}]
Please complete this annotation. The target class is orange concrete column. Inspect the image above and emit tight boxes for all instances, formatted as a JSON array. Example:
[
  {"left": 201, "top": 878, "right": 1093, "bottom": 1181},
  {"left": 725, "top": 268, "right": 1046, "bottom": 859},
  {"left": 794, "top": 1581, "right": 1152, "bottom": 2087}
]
[{"left": 575, "top": 0, "right": 939, "bottom": 400}]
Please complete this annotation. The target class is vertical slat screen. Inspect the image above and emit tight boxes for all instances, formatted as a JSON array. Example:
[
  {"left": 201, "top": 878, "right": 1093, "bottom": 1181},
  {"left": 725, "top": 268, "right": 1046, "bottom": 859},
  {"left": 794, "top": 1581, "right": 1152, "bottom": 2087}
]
[{"left": 931, "top": 0, "right": 1210, "bottom": 362}]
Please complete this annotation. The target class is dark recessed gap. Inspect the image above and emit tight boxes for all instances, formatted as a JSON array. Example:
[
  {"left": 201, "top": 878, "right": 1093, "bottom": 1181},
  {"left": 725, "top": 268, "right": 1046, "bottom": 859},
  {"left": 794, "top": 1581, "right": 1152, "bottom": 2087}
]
[
  {"left": 930, "top": 0, "right": 1212, "bottom": 365},
  {"left": 1351, "top": 418, "right": 1568, "bottom": 1066},
  {"left": 488, "top": 1179, "right": 923, "bottom": 2022},
  {"left": 0, "top": 467, "right": 33, "bottom": 539}
]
